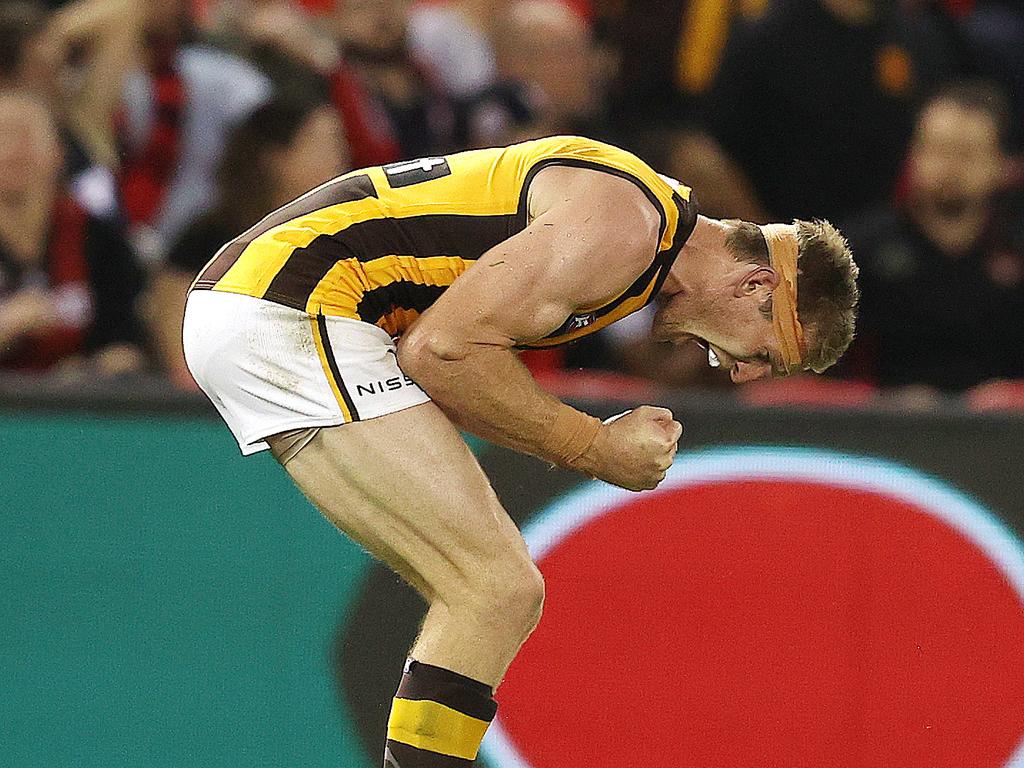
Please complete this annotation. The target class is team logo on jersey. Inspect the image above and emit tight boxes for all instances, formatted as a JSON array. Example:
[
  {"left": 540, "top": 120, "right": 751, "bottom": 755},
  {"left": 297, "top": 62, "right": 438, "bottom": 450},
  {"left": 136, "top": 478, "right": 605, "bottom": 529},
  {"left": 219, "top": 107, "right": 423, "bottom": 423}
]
[
  {"left": 383, "top": 157, "right": 451, "bottom": 188},
  {"left": 568, "top": 313, "right": 596, "bottom": 330}
]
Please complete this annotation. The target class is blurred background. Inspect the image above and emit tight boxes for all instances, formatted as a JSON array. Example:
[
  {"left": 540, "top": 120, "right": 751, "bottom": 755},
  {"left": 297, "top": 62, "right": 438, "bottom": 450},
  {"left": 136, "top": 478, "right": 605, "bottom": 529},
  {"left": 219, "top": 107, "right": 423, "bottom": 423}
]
[{"left": 1, "top": 1, "right": 1023, "bottom": 766}]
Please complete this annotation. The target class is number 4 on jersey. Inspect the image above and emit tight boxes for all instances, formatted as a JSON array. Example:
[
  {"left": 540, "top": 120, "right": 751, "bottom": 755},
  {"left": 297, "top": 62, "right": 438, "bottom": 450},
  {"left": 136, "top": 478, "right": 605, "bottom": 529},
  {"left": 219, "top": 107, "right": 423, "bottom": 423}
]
[{"left": 383, "top": 157, "right": 452, "bottom": 188}]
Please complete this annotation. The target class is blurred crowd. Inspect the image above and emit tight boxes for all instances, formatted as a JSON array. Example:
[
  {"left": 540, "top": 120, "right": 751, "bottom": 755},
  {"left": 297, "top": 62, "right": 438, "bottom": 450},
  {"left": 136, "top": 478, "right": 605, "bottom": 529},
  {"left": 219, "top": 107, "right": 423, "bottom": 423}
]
[{"left": 1, "top": 0, "right": 1022, "bottom": 410}]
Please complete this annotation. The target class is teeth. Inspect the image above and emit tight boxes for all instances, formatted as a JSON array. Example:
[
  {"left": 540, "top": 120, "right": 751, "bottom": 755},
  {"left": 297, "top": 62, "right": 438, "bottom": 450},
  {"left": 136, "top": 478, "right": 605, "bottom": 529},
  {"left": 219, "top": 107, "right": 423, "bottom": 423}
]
[{"left": 708, "top": 347, "right": 720, "bottom": 368}]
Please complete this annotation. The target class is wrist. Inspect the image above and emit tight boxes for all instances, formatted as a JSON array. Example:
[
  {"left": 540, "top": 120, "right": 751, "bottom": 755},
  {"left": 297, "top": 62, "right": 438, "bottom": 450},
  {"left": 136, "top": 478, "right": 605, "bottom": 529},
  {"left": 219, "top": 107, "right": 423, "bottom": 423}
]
[{"left": 539, "top": 406, "right": 602, "bottom": 470}]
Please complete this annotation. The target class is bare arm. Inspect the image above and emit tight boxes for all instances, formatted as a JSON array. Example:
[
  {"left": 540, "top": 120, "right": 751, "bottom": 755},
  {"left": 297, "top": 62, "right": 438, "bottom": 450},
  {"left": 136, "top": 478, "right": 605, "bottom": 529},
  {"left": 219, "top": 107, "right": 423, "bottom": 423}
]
[
  {"left": 48, "top": 0, "right": 144, "bottom": 167},
  {"left": 398, "top": 167, "right": 681, "bottom": 489}
]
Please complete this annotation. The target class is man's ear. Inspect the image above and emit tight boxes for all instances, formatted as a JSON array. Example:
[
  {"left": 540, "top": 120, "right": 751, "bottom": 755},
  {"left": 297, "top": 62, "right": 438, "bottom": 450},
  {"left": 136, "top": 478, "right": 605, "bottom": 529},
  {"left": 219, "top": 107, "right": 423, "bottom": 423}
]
[{"left": 734, "top": 266, "right": 779, "bottom": 298}]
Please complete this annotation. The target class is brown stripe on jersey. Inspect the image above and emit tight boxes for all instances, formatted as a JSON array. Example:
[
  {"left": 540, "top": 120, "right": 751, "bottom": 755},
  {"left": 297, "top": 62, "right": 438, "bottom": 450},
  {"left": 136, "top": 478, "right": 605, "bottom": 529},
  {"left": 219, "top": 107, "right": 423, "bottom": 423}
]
[
  {"left": 647, "top": 191, "right": 698, "bottom": 298},
  {"left": 316, "top": 313, "right": 360, "bottom": 420},
  {"left": 337, "top": 213, "right": 515, "bottom": 264},
  {"left": 191, "top": 173, "right": 377, "bottom": 291},
  {"left": 356, "top": 281, "right": 447, "bottom": 327},
  {"left": 262, "top": 234, "right": 341, "bottom": 310},
  {"left": 262, "top": 213, "right": 514, "bottom": 310},
  {"left": 192, "top": 239, "right": 246, "bottom": 290}
]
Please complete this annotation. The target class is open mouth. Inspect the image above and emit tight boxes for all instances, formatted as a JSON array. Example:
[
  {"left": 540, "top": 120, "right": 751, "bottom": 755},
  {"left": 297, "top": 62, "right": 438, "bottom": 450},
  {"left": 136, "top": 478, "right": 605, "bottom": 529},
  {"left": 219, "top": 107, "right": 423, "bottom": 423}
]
[{"left": 692, "top": 337, "right": 721, "bottom": 368}]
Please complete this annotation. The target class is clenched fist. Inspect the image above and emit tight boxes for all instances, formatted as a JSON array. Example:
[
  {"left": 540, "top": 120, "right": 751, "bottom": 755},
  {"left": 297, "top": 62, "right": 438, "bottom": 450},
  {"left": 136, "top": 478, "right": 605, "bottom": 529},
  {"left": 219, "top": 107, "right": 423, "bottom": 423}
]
[{"left": 575, "top": 405, "right": 682, "bottom": 491}]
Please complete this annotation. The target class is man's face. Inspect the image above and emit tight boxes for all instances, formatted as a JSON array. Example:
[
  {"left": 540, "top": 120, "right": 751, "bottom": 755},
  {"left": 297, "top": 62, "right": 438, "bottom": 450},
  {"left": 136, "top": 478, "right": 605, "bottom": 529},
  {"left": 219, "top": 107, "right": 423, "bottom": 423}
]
[
  {"left": 651, "top": 269, "right": 790, "bottom": 383},
  {"left": 497, "top": 2, "right": 604, "bottom": 121},
  {"left": 909, "top": 100, "right": 1004, "bottom": 217}
]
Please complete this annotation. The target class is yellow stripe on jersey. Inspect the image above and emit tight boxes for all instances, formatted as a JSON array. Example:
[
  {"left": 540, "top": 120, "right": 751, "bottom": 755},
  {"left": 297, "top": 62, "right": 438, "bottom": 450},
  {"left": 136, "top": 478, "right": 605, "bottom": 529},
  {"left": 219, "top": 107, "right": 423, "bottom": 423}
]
[
  {"left": 309, "top": 254, "right": 472, "bottom": 326},
  {"left": 194, "top": 136, "right": 698, "bottom": 343},
  {"left": 387, "top": 698, "right": 490, "bottom": 760},
  {"left": 214, "top": 196, "right": 386, "bottom": 302}
]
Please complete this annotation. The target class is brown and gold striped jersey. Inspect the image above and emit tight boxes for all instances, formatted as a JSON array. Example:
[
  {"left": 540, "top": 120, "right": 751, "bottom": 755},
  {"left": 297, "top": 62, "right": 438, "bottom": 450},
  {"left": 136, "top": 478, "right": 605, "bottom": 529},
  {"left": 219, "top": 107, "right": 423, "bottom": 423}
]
[{"left": 190, "top": 135, "right": 697, "bottom": 347}]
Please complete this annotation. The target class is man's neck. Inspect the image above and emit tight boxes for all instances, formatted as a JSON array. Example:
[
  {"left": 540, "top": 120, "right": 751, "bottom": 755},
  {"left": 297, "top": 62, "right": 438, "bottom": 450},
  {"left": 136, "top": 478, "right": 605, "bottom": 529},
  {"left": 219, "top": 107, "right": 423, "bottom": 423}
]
[
  {"left": 654, "top": 215, "right": 742, "bottom": 341},
  {"left": 660, "top": 215, "right": 729, "bottom": 296}
]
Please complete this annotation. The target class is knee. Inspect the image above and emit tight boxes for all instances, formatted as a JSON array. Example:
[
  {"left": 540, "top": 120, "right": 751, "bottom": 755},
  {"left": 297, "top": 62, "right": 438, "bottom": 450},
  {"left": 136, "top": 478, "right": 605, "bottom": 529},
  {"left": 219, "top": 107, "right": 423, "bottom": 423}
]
[
  {"left": 501, "top": 560, "right": 545, "bottom": 634},
  {"left": 458, "top": 557, "right": 545, "bottom": 636}
]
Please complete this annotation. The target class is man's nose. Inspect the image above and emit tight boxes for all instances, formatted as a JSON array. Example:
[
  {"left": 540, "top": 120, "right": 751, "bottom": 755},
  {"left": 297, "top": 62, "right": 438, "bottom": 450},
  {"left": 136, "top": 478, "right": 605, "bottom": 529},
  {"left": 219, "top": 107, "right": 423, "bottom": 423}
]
[{"left": 731, "top": 361, "right": 771, "bottom": 383}]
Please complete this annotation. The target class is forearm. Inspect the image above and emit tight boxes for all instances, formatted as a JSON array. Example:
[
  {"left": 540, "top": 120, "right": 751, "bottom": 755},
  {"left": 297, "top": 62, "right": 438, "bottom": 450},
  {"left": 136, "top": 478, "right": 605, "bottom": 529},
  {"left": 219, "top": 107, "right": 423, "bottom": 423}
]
[
  {"left": 399, "top": 340, "right": 601, "bottom": 468},
  {"left": 55, "top": 0, "right": 144, "bottom": 166}
]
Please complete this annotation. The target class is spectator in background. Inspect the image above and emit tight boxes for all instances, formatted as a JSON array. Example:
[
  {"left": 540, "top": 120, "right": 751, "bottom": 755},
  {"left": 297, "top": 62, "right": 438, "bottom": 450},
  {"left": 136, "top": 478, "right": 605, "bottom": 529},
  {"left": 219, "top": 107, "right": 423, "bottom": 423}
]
[
  {"left": 841, "top": 82, "right": 1024, "bottom": 397},
  {"left": 147, "top": 96, "right": 348, "bottom": 388},
  {"left": 406, "top": 0, "right": 499, "bottom": 105},
  {"left": 594, "top": 0, "right": 767, "bottom": 127},
  {"left": 0, "top": 0, "right": 141, "bottom": 221},
  {"left": 487, "top": 0, "right": 614, "bottom": 144},
  {"left": 119, "top": 0, "right": 270, "bottom": 262},
  {"left": 587, "top": 0, "right": 771, "bottom": 222},
  {"left": 329, "top": 0, "right": 454, "bottom": 157},
  {"left": 403, "top": 0, "right": 532, "bottom": 149},
  {"left": 235, "top": 0, "right": 403, "bottom": 166},
  {"left": 705, "top": 0, "right": 957, "bottom": 223},
  {"left": 0, "top": 91, "right": 146, "bottom": 375}
]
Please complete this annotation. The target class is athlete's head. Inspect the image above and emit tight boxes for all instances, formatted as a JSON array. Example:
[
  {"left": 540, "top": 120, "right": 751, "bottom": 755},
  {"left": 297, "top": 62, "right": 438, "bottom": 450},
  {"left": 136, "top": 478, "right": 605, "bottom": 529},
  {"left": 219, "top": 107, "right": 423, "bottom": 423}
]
[{"left": 654, "top": 218, "right": 859, "bottom": 382}]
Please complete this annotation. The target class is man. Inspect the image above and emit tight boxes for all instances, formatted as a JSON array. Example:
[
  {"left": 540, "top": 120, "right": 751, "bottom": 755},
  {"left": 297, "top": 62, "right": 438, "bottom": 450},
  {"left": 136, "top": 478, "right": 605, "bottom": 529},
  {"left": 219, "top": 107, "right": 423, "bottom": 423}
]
[
  {"left": 182, "top": 135, "right": 858, "bottom": 767},
  {"left": 0, "top": 90, "right": 146, "bottom": 374},
  {"left": 705, "top": 0, "right": 956, "bottom": 222},
  {"left": 842, "top": 81, "right": 1023, "bottom": 395},
  {"left": 120, "top": 0, "right": 270, "bottom": 260}
]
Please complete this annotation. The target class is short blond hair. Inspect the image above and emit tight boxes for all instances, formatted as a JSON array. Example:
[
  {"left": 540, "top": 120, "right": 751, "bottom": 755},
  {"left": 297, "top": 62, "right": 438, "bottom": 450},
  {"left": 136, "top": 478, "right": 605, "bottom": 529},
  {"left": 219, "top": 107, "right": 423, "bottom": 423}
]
[{"left": 726, "top": 219, "right": 859, "bottom": 374}]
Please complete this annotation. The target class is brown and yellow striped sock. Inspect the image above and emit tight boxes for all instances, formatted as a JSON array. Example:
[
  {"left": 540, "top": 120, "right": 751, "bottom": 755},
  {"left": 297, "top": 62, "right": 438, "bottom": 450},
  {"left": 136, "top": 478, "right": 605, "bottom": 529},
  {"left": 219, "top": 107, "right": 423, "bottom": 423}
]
[{"left": 383, "top": 659, "right": 497, "bottom": 767}]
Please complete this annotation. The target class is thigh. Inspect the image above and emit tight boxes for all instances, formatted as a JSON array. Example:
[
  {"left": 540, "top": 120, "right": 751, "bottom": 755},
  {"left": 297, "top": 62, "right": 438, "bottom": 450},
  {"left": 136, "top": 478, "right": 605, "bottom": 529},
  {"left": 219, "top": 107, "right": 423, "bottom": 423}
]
[{"left": 270, "top": 402, "right": 529, "bottom": 601}]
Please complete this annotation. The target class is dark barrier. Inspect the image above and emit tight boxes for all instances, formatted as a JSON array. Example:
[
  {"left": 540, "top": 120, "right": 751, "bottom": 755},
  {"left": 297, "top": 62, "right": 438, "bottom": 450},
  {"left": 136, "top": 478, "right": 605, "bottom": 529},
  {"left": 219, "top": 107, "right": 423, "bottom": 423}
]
[
  {"left": 2, "top": 377, "right": 1023, "bottom": 767},
  {"left": 337, "top": 395, "right": 1024, "bottom": 768}
]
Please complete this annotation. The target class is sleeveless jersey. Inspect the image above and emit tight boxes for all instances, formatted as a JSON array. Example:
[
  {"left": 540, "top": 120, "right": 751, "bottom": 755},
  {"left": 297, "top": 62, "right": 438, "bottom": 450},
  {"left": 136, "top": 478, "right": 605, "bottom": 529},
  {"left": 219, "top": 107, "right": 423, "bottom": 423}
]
[{"left": 190, "top": 135, "right": 698, "bottom": 347}]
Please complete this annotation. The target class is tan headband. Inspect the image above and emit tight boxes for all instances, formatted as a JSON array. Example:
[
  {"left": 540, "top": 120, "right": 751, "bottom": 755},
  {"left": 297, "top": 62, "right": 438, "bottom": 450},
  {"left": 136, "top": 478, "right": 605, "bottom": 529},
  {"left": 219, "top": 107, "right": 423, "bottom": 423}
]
[{"left": 759, "top": 223, "right": 805, "bottom": 373}]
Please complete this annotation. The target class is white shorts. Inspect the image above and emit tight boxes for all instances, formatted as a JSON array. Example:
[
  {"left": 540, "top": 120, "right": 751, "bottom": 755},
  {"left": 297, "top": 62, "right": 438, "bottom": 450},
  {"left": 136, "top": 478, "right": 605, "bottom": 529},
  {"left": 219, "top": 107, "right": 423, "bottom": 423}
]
[{"left": 182, "top": 291, "right": 431, "bottom": 456}]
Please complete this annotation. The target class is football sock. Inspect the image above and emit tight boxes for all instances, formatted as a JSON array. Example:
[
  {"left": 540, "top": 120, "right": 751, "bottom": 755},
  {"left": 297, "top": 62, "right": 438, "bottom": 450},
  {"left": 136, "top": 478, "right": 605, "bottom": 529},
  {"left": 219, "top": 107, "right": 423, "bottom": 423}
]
[{"left": 383, "top": 658, "right": 497, "bottom": 767}]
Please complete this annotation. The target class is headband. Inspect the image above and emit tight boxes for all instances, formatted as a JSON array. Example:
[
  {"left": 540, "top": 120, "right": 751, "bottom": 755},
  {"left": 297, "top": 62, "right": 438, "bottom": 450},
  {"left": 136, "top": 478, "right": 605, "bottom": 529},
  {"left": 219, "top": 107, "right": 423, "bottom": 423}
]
[{"left": 759, "top": 223, "right": 805, "bottom": 373}]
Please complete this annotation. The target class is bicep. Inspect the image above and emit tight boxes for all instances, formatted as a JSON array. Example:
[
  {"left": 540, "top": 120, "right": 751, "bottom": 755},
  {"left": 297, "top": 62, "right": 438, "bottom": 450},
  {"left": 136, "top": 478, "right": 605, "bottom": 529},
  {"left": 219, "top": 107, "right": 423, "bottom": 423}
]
[{"left": 411, "top": 172, "right": 661, "bottom": 355}]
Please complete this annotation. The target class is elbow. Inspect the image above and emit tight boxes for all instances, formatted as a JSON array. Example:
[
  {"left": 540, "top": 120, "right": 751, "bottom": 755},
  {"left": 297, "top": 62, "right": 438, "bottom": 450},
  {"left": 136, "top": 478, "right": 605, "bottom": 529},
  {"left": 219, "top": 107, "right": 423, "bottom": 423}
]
[{"left": 396, "top": 324, "right": 462, "bottom": 385}]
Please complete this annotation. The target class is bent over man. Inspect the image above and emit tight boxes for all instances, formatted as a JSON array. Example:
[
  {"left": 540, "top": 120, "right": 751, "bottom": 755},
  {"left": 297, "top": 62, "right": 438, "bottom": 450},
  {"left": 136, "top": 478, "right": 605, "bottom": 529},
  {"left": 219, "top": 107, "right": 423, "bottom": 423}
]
[{"left": 182, "top": 136, "right": 859, "bottom": 767}]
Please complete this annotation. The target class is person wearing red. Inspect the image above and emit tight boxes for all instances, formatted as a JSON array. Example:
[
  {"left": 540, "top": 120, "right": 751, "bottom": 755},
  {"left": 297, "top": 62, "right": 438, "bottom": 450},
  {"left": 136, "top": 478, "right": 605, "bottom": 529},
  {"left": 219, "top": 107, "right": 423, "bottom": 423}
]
[
  {"left": 119, "top": 0, "right": 270, "bottom": 260},
  {"left": 0, "top": 91, "right": 146, "bottom": 374}
]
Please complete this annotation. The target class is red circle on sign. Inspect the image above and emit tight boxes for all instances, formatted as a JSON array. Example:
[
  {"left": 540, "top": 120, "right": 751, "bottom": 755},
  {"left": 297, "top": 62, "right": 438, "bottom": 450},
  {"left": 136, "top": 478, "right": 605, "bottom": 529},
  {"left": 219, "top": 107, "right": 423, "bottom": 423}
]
[{"left": 496, "top": 480, "right": 1024, "bottom": 768}]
